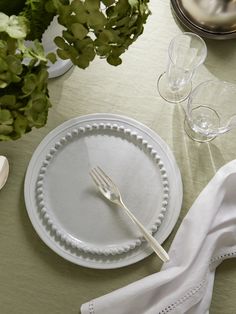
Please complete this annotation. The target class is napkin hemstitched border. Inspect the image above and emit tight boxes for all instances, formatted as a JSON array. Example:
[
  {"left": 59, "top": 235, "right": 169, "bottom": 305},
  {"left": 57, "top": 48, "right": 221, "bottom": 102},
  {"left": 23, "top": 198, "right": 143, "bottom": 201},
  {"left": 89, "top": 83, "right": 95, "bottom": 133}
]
[
  {"left": 210, "top": 249, "right": 236, "bottom": 268},
  {"left": 157, "top": 278, "right": 207, "bottom": 314},
  {"left": 87, "top": 278, "right": 208, "bottom": 314},
  {"left": 157, "top": 248, "right": 236, "bottom": 314},
  {"left": 87, "top": 249, "right": 236, "bottom": 314},
  {"left": 151, "top": 249, "right": 236, "bottom": 314},
  {"left": 88, "top": 301, "right": 95, "bottom": 314}
]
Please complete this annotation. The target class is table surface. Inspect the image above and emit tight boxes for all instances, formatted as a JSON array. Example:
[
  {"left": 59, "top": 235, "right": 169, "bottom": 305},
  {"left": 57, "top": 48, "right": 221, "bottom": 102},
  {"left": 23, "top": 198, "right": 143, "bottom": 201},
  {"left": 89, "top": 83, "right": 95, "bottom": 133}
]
[{"left": 1, "top": 1, "right": 236, "bottom": 313}]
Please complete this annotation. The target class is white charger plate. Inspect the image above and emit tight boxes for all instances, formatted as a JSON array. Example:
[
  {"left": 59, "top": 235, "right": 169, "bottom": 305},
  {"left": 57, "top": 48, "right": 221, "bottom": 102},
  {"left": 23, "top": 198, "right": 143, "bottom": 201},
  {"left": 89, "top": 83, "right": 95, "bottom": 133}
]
[{"left": 24, "top": 114, "right": 182, "bottom": 269}]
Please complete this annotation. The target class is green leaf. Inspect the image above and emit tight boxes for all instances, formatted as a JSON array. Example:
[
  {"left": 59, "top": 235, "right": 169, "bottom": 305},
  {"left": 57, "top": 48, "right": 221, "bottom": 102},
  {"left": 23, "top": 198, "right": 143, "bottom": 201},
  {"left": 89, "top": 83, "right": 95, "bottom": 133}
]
[
  {"left": 106, "top": 6, "right": 116, "bottom": 18},
  {"left": 57, "top": 49, "right": 71, "bottom": 60},
  {"left": 33, "top": 40, "right": 45, "bottom": 58},
  {"left": 30, "top": 68, "right": 49, "bottom": 93},
  {"left": 74, "top": 37, "right": 93, "bottom": 51},
  {"left": 62, "top": 30, "right": 75, "bottom": 43},
  {"left": 6, "top": 37, "right": 18, "bottom": 54},
  {"left": 71, "top": 0, "right": 88, "bottom": 23},
  {"left": 0, "top": 58, "right": 8, "bottom": 72},
  {"left": 71, "top": 0, "right": 84, "bottom": 12},
  {"left": 31, "top": 96, "right": 47, "bottom": 113},
  {"left": 71, "top": 23, "right": 88, "bottom": 40},
  {"left": 22, "top": 73, "right": 37, "bottom": 95},
  {"left": 25, "top": 40, "right": 47, "bottom": 62},
  {"left": 27, "top": 106, "right": 48, "bottom": 127},
  {"left": 140, "top": 3, "right": 151, "bottom": 15},
  {"left": 37, "top": 68, "right": 49, "bottom": 88},
  {"left": 0, "top": 109, "right": 13, "bottom": 124},
  {"left": 0, "top": 80, "right": 8, "bottom": 88},
  {"left": 96, "top": 44, "right": 111, "bottom": 56},
  {"left": 0, "top": 95, "right": 16, "bottom": 108},
  {"left": 59, "top": 0, "right": 70, "bottom": 5},
  {"left": 11, "top": 74, "right": 21, "bottom": 83},
  {"left": 111, "top": 46, "right": 126, "bottom": 57},
  {"left": 128, "top": 14, "right": 139, "bottom": 27},
  {"left": 75, "top": 56, "right": 90, "bottom": 69},
  {"left": 21, "top": 0, "right": 55, "bottom": 40},
  {"left": 65, "top": 15, "right": 78, "bottom": 25},
  {"left": 107, "top": 55, "right": 122, "bottom": 66},
  {"left": 81, "top": 46, "right": 95, "bottom": 61},
  {"left": 102, "top": 0, "right": 116, "bottom": 6},
  {"left": 24, "top": 94, "right": 50, "bottom": 128},
  {"left": 115, "top": 16, "right": 130, "bottom": 27},
  {"left": 54, "top": 36, "right": 68, "bottom": 49},
  {"left": 115, "top": 0, "right": 130, "bottom": 13},
  {"left": 45, "top": 0, "right": 56, "bottom": 13},
  {"left": 57, "top": 7, "right": 71, "bottom": 26},
  {"left": 13, "top": 102, "right": 25, "bottom": 110},
  {"left": 68, "top": 46, "right": 78, "bottom": 62},
  {"left": 6, "top": 55, "right": 22, "bottom": 75},
  {"left": 0, "top": 124, "right": 13, "bottom": 135},
  {"left": 128, "top": 0, "right": 139, "bottom": 8},
  {"left": 0, "top": 134, "right": 12, "bottom": 141},
  {"left": 46, "top": 52, "right": 57, "bottom": 64},
  {"left": 0, "top": 72, "right": 11, "bottom": 82},
  {"left": 0, "top": 40, "right": 7, "bottom": 53},
  {"left": 98, "top": 29, "right": 116, "bottom": 42},
  {"left": 75, "top": 11, "right": 88, "bottom": 24},
  {"left": 84, "top": 0, "right": 100, "bottom": 12},
  {"left": 13, "top": 114, "right": 28, "bottom": 135},
  {"left": 88, "top": 11, "right": 106, "bottom": 28}
]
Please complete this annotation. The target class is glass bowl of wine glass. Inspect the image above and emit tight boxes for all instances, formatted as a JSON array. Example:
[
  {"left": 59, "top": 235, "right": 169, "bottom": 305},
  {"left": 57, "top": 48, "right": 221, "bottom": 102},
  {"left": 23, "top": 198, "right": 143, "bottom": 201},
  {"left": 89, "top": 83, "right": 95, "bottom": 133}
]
[{"left": 184, "top": 80, "right": 236, "bottom": 142}]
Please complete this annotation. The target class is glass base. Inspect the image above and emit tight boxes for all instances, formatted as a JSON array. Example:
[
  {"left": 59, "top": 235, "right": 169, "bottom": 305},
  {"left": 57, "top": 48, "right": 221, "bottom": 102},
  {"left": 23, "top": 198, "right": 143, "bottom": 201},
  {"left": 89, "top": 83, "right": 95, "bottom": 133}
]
[
  {"left": 157, "top": 72, "right": 192, "bottom": 103},
  {"left": 184, "top": 118, "right": 216, "bottom": 143}
]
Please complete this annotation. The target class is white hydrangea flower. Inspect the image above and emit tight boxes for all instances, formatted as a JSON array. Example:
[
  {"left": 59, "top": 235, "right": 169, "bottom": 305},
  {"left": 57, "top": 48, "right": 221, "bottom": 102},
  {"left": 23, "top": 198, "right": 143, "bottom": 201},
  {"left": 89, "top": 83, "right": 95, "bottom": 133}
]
[
  {"left": 0, "top": 13, "right": 9, "bottom": 32},
  {"left": 0, "top": 13, "right": 28, "bottom": 39}
]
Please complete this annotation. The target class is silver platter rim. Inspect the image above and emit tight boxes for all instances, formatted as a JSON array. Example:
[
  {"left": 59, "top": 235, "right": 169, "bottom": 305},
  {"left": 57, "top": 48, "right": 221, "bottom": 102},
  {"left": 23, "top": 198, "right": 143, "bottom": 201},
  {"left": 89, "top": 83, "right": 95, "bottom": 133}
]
[{"left": 170, "top": 0, "right": 236, "bottom": 40}]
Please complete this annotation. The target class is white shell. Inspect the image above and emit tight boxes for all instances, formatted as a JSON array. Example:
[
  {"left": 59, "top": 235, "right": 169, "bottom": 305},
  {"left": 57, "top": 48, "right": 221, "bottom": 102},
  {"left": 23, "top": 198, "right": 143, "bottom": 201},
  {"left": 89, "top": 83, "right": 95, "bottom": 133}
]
[{"left": 0, "top": 156, "right": 9, "bottom": 190}]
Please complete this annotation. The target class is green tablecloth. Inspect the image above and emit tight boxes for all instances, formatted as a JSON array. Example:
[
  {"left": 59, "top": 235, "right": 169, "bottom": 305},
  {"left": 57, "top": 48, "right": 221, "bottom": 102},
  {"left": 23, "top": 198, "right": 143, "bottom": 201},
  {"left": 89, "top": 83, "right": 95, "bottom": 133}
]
[{"left": 0, "top": 1, "right": 236, "bottom": 313}]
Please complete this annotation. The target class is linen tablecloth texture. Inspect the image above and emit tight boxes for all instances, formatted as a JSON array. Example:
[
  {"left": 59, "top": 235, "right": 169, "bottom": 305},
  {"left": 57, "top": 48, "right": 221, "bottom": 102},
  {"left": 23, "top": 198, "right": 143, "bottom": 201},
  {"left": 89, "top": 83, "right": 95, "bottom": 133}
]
[{"left": 81, "top": 160, "right": 236, "bottom": 314}]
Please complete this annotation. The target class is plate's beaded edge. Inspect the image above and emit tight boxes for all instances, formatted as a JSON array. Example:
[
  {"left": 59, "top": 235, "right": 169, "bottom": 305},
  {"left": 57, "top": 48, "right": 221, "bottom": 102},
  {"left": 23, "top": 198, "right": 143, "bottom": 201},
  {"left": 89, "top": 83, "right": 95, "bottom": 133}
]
[{"left": 35, "top": 123, "right": 170, "bottom": 256}]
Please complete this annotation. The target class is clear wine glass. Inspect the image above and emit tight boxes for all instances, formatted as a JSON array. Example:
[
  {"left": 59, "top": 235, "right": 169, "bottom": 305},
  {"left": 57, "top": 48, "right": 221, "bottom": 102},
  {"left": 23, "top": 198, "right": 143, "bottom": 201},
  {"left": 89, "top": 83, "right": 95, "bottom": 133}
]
[
  {"left": 157, "top": 32, "right": 207, "bottom": 103},
  {"left": 184, "top": 80, "right": 236, "bottom": 143}
]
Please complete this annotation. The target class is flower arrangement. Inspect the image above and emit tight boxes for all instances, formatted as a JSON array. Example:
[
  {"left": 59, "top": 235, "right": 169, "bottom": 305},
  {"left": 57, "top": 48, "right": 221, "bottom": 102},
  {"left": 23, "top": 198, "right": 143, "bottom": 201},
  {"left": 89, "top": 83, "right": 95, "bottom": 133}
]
[{"left": 0, "top": 0, "right": 150, "bottom": 140}]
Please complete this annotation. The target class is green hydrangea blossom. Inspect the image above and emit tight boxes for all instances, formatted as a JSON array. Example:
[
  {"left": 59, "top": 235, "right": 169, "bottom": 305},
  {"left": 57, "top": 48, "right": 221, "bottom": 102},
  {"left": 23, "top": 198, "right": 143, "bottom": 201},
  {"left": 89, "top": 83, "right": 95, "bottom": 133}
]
[
  {"left": 0, "top": 14, "right": 52, "bottom": 141},
  {"left": 0, "top": 0, "right": 150, "bottom": 141}
]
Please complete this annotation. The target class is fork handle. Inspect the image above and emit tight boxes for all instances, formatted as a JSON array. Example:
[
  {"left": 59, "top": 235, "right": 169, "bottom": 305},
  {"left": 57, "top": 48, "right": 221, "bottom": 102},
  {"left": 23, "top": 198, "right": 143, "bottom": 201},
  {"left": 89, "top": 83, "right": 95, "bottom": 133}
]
[{"left": 119, "top": 201, "right": 170, "bottom": 263}]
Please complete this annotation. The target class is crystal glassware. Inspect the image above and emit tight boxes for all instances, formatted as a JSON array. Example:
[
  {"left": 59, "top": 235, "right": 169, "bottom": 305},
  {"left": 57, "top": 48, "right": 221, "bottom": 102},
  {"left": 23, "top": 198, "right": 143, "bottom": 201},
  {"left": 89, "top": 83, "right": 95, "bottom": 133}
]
[
  {"left": 184, "top": 80, "right": 236, "bottom": 143},
  {"left": 157, "top": 32, "right": 207, "bottom": 103}
]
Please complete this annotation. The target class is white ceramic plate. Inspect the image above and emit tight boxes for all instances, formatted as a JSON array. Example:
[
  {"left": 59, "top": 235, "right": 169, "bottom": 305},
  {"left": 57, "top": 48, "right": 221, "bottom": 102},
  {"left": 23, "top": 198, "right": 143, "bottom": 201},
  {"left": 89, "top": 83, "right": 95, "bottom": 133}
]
[{"left": 24, "top": 114, "right": 182, "bottom": 269}]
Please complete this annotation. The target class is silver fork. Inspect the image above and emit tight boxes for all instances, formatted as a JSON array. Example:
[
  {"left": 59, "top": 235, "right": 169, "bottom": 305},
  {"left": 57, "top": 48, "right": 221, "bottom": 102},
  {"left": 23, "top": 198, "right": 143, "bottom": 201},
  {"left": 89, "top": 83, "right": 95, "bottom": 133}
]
[{"left": 89, "top": 166, "right": 170, "bottom": 263}]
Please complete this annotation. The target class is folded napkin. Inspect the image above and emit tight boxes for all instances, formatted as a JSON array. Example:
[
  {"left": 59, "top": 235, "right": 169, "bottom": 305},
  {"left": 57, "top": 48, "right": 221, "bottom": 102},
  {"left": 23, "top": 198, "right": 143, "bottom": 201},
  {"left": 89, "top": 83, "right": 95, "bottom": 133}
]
[{"left": 81, "top": 160, "right": 236, "bottom": 314}]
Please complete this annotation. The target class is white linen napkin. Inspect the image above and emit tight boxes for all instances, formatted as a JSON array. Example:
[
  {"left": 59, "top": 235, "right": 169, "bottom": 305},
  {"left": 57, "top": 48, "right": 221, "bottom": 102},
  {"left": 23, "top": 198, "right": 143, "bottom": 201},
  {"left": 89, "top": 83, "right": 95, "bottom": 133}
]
[{"left": 81, "top": 160, "right": 236, "bottom": 314}]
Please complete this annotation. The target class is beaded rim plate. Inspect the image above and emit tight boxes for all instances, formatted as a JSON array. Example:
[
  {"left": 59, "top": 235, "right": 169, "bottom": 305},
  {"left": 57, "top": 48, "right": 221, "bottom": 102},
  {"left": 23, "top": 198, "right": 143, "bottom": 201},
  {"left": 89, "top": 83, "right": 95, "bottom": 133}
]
[{"left": 24, "top": 114, "right": 182, "bottom": 269}]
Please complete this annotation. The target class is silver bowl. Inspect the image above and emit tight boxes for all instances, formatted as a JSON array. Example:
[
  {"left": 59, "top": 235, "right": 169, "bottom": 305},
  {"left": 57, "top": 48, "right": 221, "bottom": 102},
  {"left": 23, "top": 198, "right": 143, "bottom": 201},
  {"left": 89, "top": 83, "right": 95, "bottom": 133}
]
[{"left": 171, "top": 0, "right": 236, "bottom": 40}]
